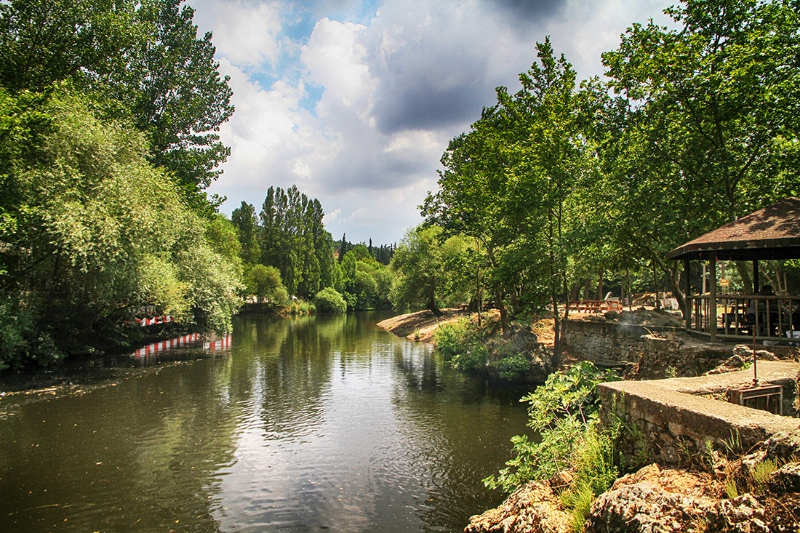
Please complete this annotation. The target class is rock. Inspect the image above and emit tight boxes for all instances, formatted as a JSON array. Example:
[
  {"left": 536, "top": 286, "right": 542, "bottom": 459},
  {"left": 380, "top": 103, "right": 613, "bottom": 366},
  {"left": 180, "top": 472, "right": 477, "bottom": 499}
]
[
  {"left": 725, "top": 355, "right": 747, "bottom": 368},
  {"left": 584, "top": 464, "right": 727, "bottom": 533},
  {"left": 733, "top": 344, "right": 777, "bottom": 361},
  {"left": 705, "top": 354, "right": 749, "bottom": 375},
  {"left": 604, "top": 311, "right": 619, "bottom": 321},
  {"left": 584, "top": 482, "right": 716, "bottom": 532},
  {"left": 762, "top": 431, "right": 800, "bottom": 461},
  {"left": 465, "top": 481, "right": 571, "bottom": 533},
  {"left": 717, "top": 494, "right": 768, "bottom": 532},
  {"left": 768, "top": 462, "right": 800, "bottom": 493}
]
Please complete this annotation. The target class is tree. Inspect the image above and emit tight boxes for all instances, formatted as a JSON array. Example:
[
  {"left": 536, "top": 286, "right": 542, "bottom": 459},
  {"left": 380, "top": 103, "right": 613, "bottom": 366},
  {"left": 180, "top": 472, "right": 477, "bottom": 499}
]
[
  {"left": 231, "top": 201, "right": 262, "bottom": 265},
  {"left": 593, "top": 0, "right": 800, "bottom": 298},
  {"left": 498, "top": 37, "right": 586, "bottom": 360},
  {"left": 313, "top": 287, "right": 347, "bottom": 313},
  {"left": 423, "top": 106, "right": 520, "bottom": 332},
  {"left": 0, "top": 88, "right": 241, "bottom": 367},
  {"left": 245, "top": 264, "right": 283, "bottom": 305},
  {"left": 0, "top": 0, "right": 234, "bottom": 197},
  {"left": 390, "top": 226, "right": 467, "bottom": 315}
]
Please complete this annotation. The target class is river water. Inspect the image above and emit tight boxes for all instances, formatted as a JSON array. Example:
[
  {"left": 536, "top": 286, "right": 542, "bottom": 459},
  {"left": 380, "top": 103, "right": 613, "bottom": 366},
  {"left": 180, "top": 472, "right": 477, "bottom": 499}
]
[{"left": 0, "top": 311, "right": 531, "bottom": 532}]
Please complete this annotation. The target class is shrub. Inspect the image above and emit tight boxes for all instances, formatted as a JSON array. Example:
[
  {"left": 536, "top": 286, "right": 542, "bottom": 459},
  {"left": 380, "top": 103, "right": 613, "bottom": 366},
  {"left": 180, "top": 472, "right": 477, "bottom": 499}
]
[
  {"left": 491, "top": 353, "right": 532, "bottom": 381},
  {"left": 434, "top": 318, "right": 491, "bottom": 371},
  {"left": 314, "top": 287, "right": 347, "bottom": 313},
  {"left": 484, "top": 362, "right": 619, "bottom": 493}
]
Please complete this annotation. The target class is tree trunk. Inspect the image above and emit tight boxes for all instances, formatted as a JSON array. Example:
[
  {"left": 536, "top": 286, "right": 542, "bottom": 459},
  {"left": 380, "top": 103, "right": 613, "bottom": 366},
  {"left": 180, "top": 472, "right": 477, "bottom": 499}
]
[
  {"left": 569, "top": 282, "right": 581, "bottom": 301},
  {"left": 669, "top": 262, "right": 685, "bottom": 314},
  {"left": 736, "top": 261, "right": 753, "bottom": 294},
  {"left": 595, "top": 270, "right": 604, "bottom": 300}
]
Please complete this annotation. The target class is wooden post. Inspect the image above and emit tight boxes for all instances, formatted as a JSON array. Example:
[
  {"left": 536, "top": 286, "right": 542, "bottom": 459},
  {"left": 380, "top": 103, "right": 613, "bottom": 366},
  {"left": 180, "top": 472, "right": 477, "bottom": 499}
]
[
  {"left": 709, "top": 253, "right": 717, "bottom": 341},
  {"left": 753, "top": 260, "right": 760, "bottom": 293},
  {"left": 684, "top": 258, "right": 691, "bottom": 331}
]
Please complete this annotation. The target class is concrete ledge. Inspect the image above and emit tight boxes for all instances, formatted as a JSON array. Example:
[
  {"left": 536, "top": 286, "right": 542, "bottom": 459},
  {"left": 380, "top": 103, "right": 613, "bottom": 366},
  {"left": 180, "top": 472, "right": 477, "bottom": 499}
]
[{"left": 599, "top": 362, "right": 800, "bottom": 463}]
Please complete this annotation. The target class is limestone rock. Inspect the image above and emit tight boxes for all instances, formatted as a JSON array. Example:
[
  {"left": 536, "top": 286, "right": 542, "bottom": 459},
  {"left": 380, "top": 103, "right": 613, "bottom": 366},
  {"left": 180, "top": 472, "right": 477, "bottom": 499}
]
[
  {"left": 716, "top": 494, "right": 768, "bottom": 532},
  {"left": 583, "top": 464, "right": 724, "bottom": 533},
  {"left": 584, "top": 482, "right": 716, "bottom": 532},
  {"left": 465, "top": 481, "right": 571, "bottom": 533},
  {"left": 733, "top": 344, "right": 777, "bottom": 361},
  {"left": 768, "top": 462, "right": 800, "bottom": 493}
]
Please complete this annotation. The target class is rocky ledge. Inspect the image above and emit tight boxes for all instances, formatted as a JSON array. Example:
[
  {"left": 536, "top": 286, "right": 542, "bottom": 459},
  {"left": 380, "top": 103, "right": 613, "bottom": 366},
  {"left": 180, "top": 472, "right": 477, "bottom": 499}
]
[{"left": 467, "top": 431, "right": 800, "bottom": 533}]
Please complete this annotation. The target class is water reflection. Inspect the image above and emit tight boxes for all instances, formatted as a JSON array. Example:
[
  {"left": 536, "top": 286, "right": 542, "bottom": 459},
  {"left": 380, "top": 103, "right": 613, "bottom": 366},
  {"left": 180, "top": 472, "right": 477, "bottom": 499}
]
[{"left": 0, "top": 312, "right": 530, "bottom": 533}]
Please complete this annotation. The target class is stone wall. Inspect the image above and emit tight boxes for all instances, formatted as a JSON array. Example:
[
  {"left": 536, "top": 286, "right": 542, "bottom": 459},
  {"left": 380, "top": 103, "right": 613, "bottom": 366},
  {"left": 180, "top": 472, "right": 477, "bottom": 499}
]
[
  {"left": 598, "top": 362, "right": 800, "bottom": 465},
  {"left": 562, "top": 319, "right": 680, "bottom": 366},
  {"left": 564, "top": 319, "right": 799, "bottom": 379}
]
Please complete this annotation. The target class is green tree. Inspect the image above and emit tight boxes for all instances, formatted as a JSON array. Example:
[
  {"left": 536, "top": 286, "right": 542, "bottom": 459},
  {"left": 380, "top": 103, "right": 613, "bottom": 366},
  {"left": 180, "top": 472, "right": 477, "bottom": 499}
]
[
  {"left": 498, "top": 37, "right": 587, "bottom": 360},
  {"left": 0, "top": 0, "right": 234, "bottom": 197},
  {"left": 231, "top": 201, "right": 262, "bottom": 265},
  {"left": 390, "top": 225, "right": 467, "bottom": 315},
  {"left": 0, "top": 88, "right": 241, "bottom": 367},
  {"left": 593, "top": 0, "right": 800, "bottom": 297},
  {"left": 245, "top": 264, "right": 284, "bottom": 305},
  {"left": 313, "top": 287, "right": 347, "bottom": 313}
]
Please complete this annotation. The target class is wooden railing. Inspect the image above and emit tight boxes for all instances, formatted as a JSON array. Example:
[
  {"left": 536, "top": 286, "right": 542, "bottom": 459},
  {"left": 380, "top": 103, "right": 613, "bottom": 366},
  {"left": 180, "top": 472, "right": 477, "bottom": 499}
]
[{"left": 686, "top": 294, "right": 800, "bottom": 343}]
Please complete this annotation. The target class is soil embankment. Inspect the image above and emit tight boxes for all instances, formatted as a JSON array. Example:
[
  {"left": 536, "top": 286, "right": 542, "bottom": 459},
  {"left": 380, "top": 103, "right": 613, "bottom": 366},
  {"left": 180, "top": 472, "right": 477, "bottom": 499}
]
[{"left": 377, "top": 308, "right": 473, "bottom": 342}]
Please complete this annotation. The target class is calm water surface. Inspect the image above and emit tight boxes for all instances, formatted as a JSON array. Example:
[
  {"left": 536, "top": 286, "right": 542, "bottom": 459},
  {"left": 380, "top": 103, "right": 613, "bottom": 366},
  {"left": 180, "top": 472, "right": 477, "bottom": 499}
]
[{"left": 0, "top": 312, "right": 531, "bottom": 532}]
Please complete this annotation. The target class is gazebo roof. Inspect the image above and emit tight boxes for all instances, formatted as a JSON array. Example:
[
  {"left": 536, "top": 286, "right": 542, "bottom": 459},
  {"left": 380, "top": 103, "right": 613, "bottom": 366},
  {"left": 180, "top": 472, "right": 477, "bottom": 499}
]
[{"left": 666, "top": 197, "right": 800, "bottom": 261}]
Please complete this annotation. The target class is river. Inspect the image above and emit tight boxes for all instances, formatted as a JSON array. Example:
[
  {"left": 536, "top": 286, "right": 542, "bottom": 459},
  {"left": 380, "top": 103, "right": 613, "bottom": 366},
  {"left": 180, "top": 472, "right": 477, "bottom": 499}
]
[{"left": 0, "top": 311, "right": 531, "bottom": 532}]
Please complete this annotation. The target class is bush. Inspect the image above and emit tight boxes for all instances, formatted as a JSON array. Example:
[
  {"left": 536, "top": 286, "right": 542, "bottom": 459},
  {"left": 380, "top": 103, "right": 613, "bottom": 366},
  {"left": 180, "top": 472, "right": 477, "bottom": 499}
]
[
  {"left": 433, "top": 318, "right": 489, "bottom": 371},
  {"left": 491, "top": 353, "right": 532, "bottom": 381},
  {"left": 484, "top": 362, "right": 619, "bottom": 493},
  {"left": 314, "top": 287, "right": 347, "bottom": 313}
]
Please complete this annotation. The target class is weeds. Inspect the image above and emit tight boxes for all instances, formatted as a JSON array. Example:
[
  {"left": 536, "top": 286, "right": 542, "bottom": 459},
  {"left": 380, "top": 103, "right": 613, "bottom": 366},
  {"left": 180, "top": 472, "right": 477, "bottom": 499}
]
[
  {"left": 749, "top": 459, "right": 778, "bottom": 494},
  {"left": 724, "top": 477, "right": 739, "bottom": 499},
  {"left": 564, "top": 483, "right": 594, "bottom": 533},
  {"left": 485, "top": 363, "right": 623, "bottom": 532}
]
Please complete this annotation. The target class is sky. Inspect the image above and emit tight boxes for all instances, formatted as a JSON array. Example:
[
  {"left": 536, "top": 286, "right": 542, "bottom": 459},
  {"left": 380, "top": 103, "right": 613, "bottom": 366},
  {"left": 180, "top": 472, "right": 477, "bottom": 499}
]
[{"left": 188, "top": 0, "right": 673, "bottom": 246}]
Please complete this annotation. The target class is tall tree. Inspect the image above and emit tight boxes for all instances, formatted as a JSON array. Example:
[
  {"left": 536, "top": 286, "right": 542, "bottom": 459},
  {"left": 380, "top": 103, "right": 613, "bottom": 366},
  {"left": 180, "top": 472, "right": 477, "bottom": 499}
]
[
  {"left": 594, "top": 0, "right": 800, "bottom": 297},
  {"left": 231, "top": 201, "right": 262, "bottom": 265},
  {"left": 499, "top": 37, "right": 586, "bottom": 360},
  {"left": 0, "top": 0, "right": 234, "bottom": 198}
]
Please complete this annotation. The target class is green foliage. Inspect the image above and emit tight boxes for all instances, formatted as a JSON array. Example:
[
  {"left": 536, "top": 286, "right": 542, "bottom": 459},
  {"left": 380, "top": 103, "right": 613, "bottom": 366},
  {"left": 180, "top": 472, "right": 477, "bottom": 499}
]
[
  {"left": 749, "top": 459, "right": 778, "bottom": 494},
  {"left": 259, "top": 185, "right": 339, "bottom": 299},
  {"left": 484, "top": 362, "right": 618, "bottom": 493},
  {"left": 244, "top": 264, "right": 284, "bottom": 305},
  {"left": 231, "top": 201, "right": 262, "bottom": 265},
  {"left": 0, "top": 0, "right": 234, "bottom": 194},
  {"left": 313, "top": 287, "right": 347, "bottom": 313},
  {"left": 724, "top": 477, "right": 739, "bottom": 500},
  {"left": 390, "top": 225, "right": 471, "bottom": 314},
  {"left": 491, "top": 353, "right": 532, "bottom": 381},
  {"left": 0, "top": 296, "right": 60, "bottom": 370},
  {"left": 0, "top": 88, "right": 241, "bottom": 365}
]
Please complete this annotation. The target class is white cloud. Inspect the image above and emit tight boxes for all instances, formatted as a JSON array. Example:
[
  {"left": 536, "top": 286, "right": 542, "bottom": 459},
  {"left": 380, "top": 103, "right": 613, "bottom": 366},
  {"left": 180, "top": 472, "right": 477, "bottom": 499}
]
[
  {"left": 192, "top": 0, "right": 283, "bottom": 68},
  {"left": 193, "top": 0, "right": 674, "bottom": 244}
]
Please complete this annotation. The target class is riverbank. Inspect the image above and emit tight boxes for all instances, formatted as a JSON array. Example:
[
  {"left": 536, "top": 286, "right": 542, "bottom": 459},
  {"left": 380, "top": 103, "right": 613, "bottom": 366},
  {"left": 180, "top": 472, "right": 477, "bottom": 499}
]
[
  {"left": 378, "top": 309, "right": 800, "bottom": 531},
  {"left": 377, "top": 308, "right": 477, "bottom": 342}
]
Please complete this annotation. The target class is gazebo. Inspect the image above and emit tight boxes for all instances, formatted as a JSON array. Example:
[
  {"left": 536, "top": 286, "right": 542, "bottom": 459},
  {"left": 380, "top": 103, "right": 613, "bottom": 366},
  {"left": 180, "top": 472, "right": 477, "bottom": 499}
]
[{"left": 666, "top": 197, "right": 800, "bottom": 343}]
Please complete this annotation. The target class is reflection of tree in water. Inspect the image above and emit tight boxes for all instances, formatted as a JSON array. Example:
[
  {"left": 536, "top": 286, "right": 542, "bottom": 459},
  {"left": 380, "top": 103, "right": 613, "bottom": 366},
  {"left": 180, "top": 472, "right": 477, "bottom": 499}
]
[
  {"left": 0, "top": 359, "right": 240, "bottom": 532},
  {"left": 390, "top": 341, "right": 532, "bottom": 532}
]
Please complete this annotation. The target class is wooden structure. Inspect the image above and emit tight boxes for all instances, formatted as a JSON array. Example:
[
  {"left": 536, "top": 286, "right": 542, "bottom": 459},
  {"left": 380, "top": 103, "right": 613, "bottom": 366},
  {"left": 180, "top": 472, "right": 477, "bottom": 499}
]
[
  {"left": 569, "top": 299, "right": 623, "bottom": 313},
  {"left": 666, "top": 198, "right": 800, "bottom": 343}
]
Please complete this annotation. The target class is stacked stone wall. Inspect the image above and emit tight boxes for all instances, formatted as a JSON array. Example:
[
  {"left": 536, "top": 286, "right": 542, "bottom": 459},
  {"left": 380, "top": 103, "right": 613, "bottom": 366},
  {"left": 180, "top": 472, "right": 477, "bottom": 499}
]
[{"left": 598, "top": 365, "right": 800, "bottom": 465}]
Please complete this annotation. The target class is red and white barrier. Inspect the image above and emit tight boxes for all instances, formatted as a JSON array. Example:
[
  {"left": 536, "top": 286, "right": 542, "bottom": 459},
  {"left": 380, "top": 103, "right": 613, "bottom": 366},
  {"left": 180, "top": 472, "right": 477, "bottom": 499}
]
[
  {"left": 133, "top": 333, "right": 200, "bottom": 360},
  {"left": 135, "top": 315, "right": 175, "bottom": 327},
  {"left": 203, "top": 335, "right": 232, "bottom": 351}
]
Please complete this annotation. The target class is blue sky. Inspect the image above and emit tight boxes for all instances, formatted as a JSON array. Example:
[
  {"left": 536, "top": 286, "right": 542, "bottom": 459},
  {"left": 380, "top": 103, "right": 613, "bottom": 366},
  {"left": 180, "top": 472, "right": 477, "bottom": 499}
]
[{"left": 188, "top": 0, "right": 673, "bottom": 245}]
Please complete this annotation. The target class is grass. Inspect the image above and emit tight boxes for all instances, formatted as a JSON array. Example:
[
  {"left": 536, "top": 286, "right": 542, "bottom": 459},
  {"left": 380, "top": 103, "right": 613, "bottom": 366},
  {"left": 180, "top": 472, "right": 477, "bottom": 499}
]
[{"left": 749, "top": 459, "right": 778, "bottom": 494}]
